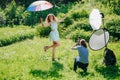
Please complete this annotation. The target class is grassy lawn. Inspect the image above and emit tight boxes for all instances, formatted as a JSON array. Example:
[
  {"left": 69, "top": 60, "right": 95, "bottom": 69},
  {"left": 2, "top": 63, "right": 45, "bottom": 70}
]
[
  {"left": 0, "top": 26, "right": 35, "bottom": 39},
  {"left": 0, "top": 37, "right": 120, "bottom": 80},
  {"left": 0, "top": 26, "right": 35, "bottom": 47}
]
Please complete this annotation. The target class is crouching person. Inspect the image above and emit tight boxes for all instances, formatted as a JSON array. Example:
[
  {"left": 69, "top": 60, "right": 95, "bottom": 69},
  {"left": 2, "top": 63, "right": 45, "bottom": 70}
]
[{"left": 72, "top": 39, "right": 89, "bottom": 72}]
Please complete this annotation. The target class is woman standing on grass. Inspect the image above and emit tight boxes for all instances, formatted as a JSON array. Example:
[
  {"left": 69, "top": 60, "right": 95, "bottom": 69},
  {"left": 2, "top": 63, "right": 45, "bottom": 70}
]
[
  {"left": 72, "top": 39, "right": 89, "bottom": 72},
  {"left": 40, "top": 13, "right": 63, "bottom": 61}
]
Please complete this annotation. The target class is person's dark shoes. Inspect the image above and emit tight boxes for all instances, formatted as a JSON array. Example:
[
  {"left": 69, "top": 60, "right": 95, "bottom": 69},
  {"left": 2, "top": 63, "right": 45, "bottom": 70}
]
[
  {"left": 73, "top": 58, "right": 77, "bottom": 72},
  {"left": 44, "top": 46, "right": 49, "bottom": 52},
  {"left": 73, "top": 67, "right": 77, "bottom": 72},
  {"left": 74, "top": 69, "right": 76, "bottom": 72},
  {"left": 52, "top": 58, "right": 57, "bottom": 61}
]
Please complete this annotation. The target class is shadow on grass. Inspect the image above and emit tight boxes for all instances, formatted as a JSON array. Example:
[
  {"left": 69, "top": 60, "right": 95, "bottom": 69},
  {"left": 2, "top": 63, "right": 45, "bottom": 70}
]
[
  {"left": 0, "top": 35, "right": 34, "bottom": 47},
  {"left": 77, "top": 71, "right": 95, "bottom": 78},
  {"left": 79, "top": 72, "right": 89, "bottom": 76},
  {"left": 30, "top": 61, "right": 63, "bottom": 79},
  {"left": 95, "top": 65, "right": 120, "bottom": 79}
]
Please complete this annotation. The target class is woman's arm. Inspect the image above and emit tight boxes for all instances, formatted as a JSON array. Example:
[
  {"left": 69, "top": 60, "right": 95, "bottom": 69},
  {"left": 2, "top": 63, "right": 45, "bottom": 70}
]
[
  {"left": 71, "top": 46, "right": 78, "bottom": 50},
  {"left": 56, "top": 16, "right": 66, "bottom": 23},
  {"left": 57, "top": 18, "right": 64, "bottom": 23},
  {"left": 71, "top": 43, "right": 78, "bottom": 50},
  {"left": 58, "top": 14, "right": 69, "bottom": 22},
  {"left": 40, "top": 18, "right": 50, "bottom": 27}
]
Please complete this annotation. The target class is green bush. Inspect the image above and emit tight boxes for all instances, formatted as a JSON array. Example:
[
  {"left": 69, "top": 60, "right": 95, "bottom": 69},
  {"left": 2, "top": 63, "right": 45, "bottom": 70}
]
[
  {"left": 0, "top": 12, "right": 6, "bottom": 27},
  {"left": 22, "top": 11, "right": 36, "bottom": 26},
  {"left": 113, "top": 6, "right": 120, "bottom": 15},
  {"left": 60, "top": 19, "right": 92, "bottom": 38},
  {"left": 71, "top": 9, "right": 88, "bottom": 20},
  {"left": 0, "top": 26, "right": 35, "bottom": 47},
  {"left": 4, "top": 0, "right": 25, "bottom": 26},
  {"left": 0, "top": 30, "right": 35, "bottom": 47},
  {"left": 63, "top": 17, "right": 73, "bottom": 27},
  {"left": 66, "top": 29, "right": 91, "bottom": 42},
  {"left": 3, "top": 0, "right": 37, "bottom": 26},
  {"left": 105, "top": 17, "right": 120, "bottom": 41},
  {"left": 71, "top": 11, "right": 81, "bottom": 20},
  {"left": 36, "top": 26, "right": 51, "bottom": 37},
  {"left": 73, "top": 20, "right": 92, "bottom": 31},
  {"left": 110, "top": 0, "right": 120, "bottom": 15},
  {"left": 80, "top": 9, "right": 89, "bottom": 18}
]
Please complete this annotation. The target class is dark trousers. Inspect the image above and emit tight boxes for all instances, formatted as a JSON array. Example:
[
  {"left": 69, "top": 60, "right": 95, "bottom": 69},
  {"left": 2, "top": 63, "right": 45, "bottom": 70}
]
[{"left": 74, "top": 58, "right": 88, "bottom": 72}]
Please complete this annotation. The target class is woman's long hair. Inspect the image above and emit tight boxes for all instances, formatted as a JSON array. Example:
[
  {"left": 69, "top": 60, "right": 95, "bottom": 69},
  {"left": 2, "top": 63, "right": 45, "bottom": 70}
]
[
  {"left": 45, "top": 13, "right": 57, "bottom": 23},
  {"left": 80, "top": 39, "right": 87, "bottom": 48}
]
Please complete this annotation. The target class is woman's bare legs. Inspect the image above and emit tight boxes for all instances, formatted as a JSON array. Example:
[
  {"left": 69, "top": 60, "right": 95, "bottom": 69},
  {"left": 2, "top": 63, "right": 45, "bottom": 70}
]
[
  {"left": 52, "top": 46, "right": 56, "bottom": 61},
  {"left": 44, "top": 41, "right": 60, "bottom": 61}
]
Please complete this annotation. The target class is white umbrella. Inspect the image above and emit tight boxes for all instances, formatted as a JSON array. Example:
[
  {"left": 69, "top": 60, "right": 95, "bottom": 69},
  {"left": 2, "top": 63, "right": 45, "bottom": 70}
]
[{"left": 89, "top": 9, "right": 102, "bottom": 30}]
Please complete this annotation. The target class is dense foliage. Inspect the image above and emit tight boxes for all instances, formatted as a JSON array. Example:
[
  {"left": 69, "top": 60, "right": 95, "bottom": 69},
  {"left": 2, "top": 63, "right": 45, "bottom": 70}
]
[
  {"left": 0, "top": 0, "right": 78, "bottom": 8},
  {"left": 0, "top": 0, "right": 120, "bottom": 41},
  {"left": 0, "top": 0, "right": 75, "bottom": 27},
  {"left": 1, "top": 0, "right": 119, "bottom": 26},
  {"left": 105, "top": 16, "right": 120, "bottom": 41}
]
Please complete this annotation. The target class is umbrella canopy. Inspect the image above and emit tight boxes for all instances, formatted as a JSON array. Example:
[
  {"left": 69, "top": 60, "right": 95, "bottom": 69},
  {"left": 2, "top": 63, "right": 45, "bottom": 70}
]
[
  {"left": 89, "top": 29, "right": 109, "bottom": 50},
  {"left": 89, "top": 9, "right": 102, "bottom": 30},
  {"left": 27, "top": 0, "right": 53, "bottom": 12}
]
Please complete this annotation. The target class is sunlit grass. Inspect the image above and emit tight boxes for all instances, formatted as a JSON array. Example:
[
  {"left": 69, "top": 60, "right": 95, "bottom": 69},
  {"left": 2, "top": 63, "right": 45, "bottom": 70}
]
[
  {"left": 0, "top": 37, "right": 119, "bottom": 80},
  {"left": 0, "top": 26, "right": 35, "bottom": 47},
  {"left": 0, "top": 25, "right": 35, "bottom": 39}
]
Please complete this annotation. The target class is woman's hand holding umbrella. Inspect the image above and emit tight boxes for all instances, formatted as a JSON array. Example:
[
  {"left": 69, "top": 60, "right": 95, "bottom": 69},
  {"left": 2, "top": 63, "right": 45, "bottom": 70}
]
[{"left": 40, "top": 17, "right": 44, "bottom": 27}]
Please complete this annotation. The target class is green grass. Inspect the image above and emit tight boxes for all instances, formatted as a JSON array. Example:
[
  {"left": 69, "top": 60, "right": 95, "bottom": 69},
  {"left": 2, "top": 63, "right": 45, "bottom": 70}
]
[
  {"left": 0, "top": 26, "right": 35, "bottom": 47},
  {"left": 0, "top": 26, "right": 34, "bottom": 39},
  {"left": 0, "top": 37, "right": 120, "bottom": 80}
]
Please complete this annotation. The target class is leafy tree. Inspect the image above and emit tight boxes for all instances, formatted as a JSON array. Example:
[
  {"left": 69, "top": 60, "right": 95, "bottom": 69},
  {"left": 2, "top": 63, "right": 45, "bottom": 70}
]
[
  {"left": 4, "top": 0, "right": 25, "bottom": 26},
  {"left": 0, "top": 12, "right": 6, "bottom": 27}
]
